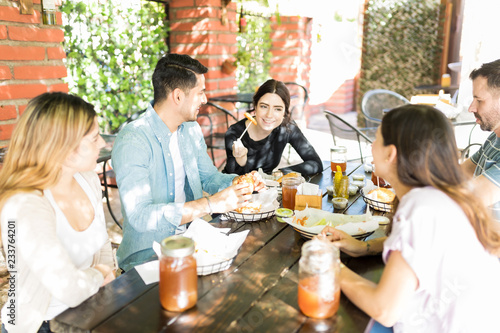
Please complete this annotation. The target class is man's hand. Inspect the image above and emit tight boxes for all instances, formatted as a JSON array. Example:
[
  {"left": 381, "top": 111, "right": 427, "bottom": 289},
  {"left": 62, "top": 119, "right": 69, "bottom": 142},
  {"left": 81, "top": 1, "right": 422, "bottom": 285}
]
[{"left": 210, "top": 182, "right": 253, "bottom": 213}]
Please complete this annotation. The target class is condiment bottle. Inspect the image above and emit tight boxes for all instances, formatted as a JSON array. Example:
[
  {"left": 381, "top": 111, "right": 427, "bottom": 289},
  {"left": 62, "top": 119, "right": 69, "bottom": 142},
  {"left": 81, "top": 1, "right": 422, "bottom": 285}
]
[
  {"left": 159, "top": 235, "right": 197, "bottom": 312},
  {"left": 298, "top": 239, "right": 340, "bottom": 319},
  {"left": 330, "top": 146, "right": 347, "bottom": 173}
]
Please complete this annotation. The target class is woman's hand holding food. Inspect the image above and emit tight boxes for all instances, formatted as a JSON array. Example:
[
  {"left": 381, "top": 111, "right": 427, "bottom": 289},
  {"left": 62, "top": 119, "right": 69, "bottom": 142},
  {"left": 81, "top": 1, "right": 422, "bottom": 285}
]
[
  {"left": 232, "top": 138, "right": 248, "bottom": 166},
  {"left": 315, "top": 227, "right": 367, "bottom": 257}
]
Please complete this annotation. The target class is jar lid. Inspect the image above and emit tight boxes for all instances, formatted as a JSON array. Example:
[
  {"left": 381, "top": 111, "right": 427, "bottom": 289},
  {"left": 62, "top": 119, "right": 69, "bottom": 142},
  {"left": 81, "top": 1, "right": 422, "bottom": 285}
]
[
  {"left": 160, "top": 235, "right": 195, "bottom": 257},
  {"left": 330, "top": 146, "right": 347, "bottom": 153}
]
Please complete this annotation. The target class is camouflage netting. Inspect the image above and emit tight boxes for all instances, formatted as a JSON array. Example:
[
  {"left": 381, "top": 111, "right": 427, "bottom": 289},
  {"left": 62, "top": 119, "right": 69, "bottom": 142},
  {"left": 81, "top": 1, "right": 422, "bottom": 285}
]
[{"left": 358, "top": 0, "right": 444, "bottom": 110}]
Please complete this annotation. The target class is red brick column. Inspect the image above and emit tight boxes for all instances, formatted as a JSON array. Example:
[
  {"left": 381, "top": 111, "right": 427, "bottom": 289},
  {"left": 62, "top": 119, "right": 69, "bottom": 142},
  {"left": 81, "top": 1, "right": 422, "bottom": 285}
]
[
  {"left": 169, "top": 0, "right": 239, "bottom": 167},
  {"left": 169, "top": 0, "right": 238, "bottom": 98},
  {"left": 269, "top": 16, "right": 312, "bottom": 90},
  {"left": 0, "top": 0, "right": 67, "bottom": 145}
]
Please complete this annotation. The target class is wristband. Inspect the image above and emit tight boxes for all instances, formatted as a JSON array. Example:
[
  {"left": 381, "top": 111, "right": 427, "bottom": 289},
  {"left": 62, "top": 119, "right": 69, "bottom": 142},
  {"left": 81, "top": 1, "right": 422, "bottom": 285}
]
[{"left": 205, "top": 196, "right": 213, "bottom": 215}]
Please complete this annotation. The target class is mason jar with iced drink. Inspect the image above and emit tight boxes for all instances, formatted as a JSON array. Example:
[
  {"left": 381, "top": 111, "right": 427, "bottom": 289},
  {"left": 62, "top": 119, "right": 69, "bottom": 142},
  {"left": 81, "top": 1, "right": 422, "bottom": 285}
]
[
  {"left": 298, "top": 239, "right": 341, "bottom": 319},
  {"left": 159, "top": 235, "right": 198, "bottom": 312},
  {"left": 281, "top": 175, "right": 303, "bottom": 210}
]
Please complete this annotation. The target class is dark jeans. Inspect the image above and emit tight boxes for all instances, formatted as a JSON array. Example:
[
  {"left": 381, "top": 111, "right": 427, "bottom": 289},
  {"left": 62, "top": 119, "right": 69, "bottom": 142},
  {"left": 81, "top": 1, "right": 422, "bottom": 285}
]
[{"left": 2, "top": 320, "right": 52, "bottom": 333}]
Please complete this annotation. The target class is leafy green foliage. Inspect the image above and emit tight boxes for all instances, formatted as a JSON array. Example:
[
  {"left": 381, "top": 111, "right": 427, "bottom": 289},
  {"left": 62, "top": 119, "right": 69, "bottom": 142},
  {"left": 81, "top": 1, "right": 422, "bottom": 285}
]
[
  {"left": 360, "top": 0, "right": 444, "bottom": 103},
  {"left": 235, "top": 15, "right": 272, "bottom": 93},
  {"left": 60, "top": 1, "right": 167, "bottom": 133}
]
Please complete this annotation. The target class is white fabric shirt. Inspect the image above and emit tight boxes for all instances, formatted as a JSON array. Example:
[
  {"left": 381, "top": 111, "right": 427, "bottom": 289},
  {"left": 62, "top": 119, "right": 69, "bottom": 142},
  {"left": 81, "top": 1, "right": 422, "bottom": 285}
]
[
  {"left": 43, "top": 173, "right": 108, "bottom": 319},
  {"left": 169, "top": 130, "right": 186, "bottom": 234},
  {"left": 383, "top": 186, "right": 500, "bottom": 333},
  {"left": 0, "top": 171, "right": 116, "bottom": 333}
]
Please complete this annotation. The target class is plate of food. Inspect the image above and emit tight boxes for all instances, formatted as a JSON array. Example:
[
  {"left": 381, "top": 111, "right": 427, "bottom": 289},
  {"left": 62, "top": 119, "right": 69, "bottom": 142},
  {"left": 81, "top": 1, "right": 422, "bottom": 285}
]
[
  {"left": 360, "top": 182, "right": 395, "bottom": 212},
  {"left": 282, "top": 207, "right": 379, "bottom": 240}
]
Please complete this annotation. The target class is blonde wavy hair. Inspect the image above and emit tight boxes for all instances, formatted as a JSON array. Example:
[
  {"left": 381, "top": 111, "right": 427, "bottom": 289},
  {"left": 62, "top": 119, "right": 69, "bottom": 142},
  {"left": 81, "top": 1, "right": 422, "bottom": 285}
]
[{"left": 0, "top": 92, "right": 96, "bottom": 209}]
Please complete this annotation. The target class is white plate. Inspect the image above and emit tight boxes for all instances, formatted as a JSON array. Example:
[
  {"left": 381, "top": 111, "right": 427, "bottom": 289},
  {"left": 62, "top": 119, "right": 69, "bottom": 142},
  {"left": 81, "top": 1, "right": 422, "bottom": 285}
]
[{"left": 371, "top": 216, "right": 390, "bottom": 225}]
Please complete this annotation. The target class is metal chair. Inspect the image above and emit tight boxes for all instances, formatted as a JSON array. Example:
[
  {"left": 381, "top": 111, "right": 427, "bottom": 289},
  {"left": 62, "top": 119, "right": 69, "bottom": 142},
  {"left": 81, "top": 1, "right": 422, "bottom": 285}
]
[
  {"left": 324, "top": 110, "right": 373, "bottom": 163},
  {"left": 361, "top": 89, "right": 410, "bottom": 128},
  {"left": 197, "top": 101, "right": 237, "bottom": 169},
  {"left": 459, "top": 124, "right": 483, "bottom": 162},
  {"left": 285, "top": 82, "right": 309, "bottom": 124},
  {"left": 283, "top": 82, "right": 309, "bottom": 163}
]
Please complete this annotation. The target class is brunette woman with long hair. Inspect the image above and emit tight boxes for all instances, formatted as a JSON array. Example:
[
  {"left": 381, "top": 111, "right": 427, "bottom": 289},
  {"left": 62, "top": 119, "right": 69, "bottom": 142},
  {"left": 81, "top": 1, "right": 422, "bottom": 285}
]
[
  {"left": 223, "top": 79, "right": 322, "bottom": 176},
  {"left": 320, "top": 104, "right": 500, "bottom": 332},
  {"left": 0, "top": 92, "right": 116, "bottom": 333}
]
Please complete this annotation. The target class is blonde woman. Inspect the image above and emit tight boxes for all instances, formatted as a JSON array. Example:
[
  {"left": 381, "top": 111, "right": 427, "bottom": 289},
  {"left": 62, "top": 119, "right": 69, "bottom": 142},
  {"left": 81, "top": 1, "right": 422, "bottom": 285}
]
[{"left": 0, "top": 92, "right": 116, "bottom": 333}]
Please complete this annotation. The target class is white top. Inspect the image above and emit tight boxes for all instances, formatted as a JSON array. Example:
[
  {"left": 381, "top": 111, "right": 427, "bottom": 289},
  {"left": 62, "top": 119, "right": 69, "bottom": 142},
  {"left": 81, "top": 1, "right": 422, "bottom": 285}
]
[
  {"left": 43, "top": 173, "right": 108, "bottom": 319},
  {"left": 0, "top": 171, "right": 116, "bottom": 333},
  {"left": 169, "top": 130, "right": 186, "bottom": 234},
  {"left": 383, "top": 186, "right": 500, "bottom": 333}
]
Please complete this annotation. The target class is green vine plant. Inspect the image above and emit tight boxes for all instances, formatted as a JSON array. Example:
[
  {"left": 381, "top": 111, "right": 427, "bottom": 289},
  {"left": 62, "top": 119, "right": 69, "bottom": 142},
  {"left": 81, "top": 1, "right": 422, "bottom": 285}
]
[
  {"left": 60, "top": 0, "right": 168, "bottom": 133},
  {"left": 234, "top": 2, "right": 273, "bottom": 93}
]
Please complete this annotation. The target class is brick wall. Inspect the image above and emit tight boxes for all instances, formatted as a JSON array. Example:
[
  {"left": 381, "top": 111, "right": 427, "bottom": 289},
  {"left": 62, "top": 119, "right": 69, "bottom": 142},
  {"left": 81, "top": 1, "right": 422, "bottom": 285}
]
[
  {"left": 0, "top": 0, "right": 67, "bottom": 145},
  {"left": 169, "top": 0, "right": 238, "bottom": 99},
  {"left": 169, "top": 0, "right": 239, "bottom": 167},
  {"left": 269, "top": 16, "right": 312, "bottom": 90}
]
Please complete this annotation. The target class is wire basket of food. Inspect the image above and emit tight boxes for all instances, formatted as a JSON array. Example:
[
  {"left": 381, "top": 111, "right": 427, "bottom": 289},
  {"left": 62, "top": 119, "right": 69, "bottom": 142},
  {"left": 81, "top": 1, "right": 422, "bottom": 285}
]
[
  {"left": 223, "top": 187, "right": 279, "bottom": 222},
  {"left": 197, "top": 254, "right": 236, "bottom": 276},
  {"left": 360, "top": 187, "right": 395, "bottom": 213},
  {"left": 223, "top": 208, "right": 276, "bottom": 223}
]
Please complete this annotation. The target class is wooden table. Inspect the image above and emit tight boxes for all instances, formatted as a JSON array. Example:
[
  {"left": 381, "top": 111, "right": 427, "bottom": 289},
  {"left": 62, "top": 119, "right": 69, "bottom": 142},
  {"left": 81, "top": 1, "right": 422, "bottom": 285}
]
[{"left": 52, "top": 162, "right": 386, "bottom": 333}]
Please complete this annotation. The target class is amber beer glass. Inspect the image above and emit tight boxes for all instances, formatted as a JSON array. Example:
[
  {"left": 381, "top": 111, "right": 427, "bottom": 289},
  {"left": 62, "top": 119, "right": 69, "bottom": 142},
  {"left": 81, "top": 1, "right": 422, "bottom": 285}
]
[{"left": 330, "top": 146, "right": 347, "bottom": 173}]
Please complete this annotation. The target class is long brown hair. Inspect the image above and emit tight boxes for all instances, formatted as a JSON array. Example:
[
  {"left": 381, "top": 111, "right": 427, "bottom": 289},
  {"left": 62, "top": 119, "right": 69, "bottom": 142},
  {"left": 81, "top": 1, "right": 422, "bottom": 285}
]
[
  {"left": 382, "top": 104, "right": 500, "bottom": 253},
  {"left": 0, "top": 92, "right": 96, "bottom": 209}
]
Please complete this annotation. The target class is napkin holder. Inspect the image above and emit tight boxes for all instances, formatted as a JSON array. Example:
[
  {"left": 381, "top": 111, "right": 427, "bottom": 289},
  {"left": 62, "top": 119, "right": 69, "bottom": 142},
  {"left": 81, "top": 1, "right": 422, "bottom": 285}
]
[{"left": 295, "top": 183, "right": 322, "bottom": 211}]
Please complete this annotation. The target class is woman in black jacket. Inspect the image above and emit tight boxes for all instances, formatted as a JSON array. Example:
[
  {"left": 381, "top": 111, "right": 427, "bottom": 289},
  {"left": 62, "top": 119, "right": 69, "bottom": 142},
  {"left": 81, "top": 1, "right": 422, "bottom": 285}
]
[{"left": 223, "top": 79, "right": 322, "bottom": 176}]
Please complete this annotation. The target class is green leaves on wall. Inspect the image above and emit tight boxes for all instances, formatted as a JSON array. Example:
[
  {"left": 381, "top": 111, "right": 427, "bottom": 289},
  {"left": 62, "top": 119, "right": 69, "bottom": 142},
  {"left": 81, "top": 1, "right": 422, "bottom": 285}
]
[{"left": 61, "top": 1, "right": 167, "bottom": 133}]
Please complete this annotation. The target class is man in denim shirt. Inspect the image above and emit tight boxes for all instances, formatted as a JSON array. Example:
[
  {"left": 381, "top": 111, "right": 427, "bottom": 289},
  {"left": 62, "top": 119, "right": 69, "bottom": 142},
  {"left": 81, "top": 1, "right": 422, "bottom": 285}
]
[
  {"left": 461, "top": 59, "right": 500, "bottom": 220},
  {"left": 112, "top": 54, "right": 256, "bottom": 271}
]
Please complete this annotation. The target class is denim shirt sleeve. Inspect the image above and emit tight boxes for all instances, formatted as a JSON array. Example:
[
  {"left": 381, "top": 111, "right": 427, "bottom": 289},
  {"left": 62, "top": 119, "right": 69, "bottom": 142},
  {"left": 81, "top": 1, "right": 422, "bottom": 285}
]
[
  {"left": 181, "top": 122, "right": 236, "bottom": 195},
  {"left": 112, "top": 126, "right": 184, "bottom": 233}
]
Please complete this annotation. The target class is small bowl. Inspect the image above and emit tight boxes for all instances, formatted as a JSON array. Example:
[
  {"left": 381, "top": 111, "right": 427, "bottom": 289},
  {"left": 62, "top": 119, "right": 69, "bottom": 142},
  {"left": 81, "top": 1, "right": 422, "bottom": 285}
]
[
  {"left": 352, "top": 174, "right": 365, "bottom": 181},
  {"left": 332, "top": 197, "right": 348, "bottom": 209},
  {"left": 364, "top": 163, "right": 373, "bottom": 173},
  {"left": 352, "top": 180, "right": 365, "bottom": 188},
  {"left": 326, "top": 185, "right": 335, "bottom": 197},
  {"left": 348, "top": 185, "right": 358, "bottom": 196}
]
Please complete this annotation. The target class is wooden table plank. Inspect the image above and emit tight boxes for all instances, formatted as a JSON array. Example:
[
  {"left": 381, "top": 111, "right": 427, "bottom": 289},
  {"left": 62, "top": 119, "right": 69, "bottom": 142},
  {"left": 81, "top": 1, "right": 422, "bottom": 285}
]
[{"left": 51, "top": 269, "right": 156, "bottom": 332}]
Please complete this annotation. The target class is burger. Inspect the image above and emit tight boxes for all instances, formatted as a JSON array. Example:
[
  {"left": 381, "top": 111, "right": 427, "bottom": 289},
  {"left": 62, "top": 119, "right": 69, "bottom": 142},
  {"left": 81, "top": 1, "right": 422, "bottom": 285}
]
[
  {"left": 235, "top": 173, "right": 257, "bottom": 194},
  {"left": 368, "top": 188, "right": 395, "bottom": 203}
]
